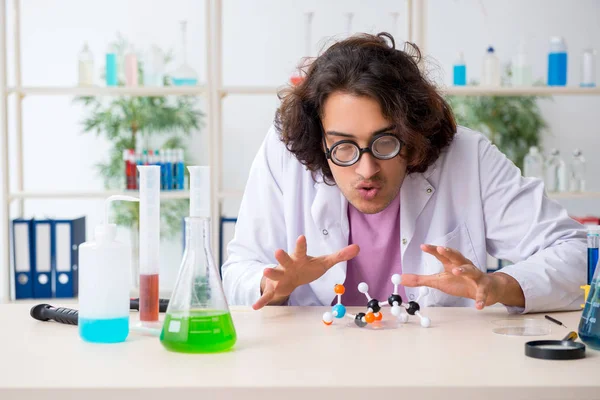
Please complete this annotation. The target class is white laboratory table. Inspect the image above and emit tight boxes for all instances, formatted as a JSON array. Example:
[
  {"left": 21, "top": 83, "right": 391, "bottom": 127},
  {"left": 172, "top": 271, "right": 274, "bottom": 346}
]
[{"left": 0, "top": 303, "right": 598, "bottom": 400}]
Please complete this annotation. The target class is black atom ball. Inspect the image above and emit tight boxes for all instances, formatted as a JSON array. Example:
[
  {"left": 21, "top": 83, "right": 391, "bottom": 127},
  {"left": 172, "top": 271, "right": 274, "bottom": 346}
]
[
  {"left": 367, "top": 299, "right": 381, "bottom": 313},
  {"left": 354, "top": 312, "right": 367, "bottom": 328},
  {"left": 388, "top": 294, "right": 403, "bottom": 306},
  {"left": 407, "top": 301, "right": 420, "bottom": 315}
]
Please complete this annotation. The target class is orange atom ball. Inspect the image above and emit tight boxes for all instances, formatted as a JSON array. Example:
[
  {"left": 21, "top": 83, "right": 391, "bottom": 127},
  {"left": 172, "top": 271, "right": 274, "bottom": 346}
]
[
  {"left": 365, "top": 312, "right": 375, "bottom": 324},
  {"left": 374, "top": 312, "right": 383, "bottom": 321},
  {"left": 334, "top": 284, "right": 345, "bottom": 295},
  {"left": 323, "top": 320, "right": 333, "bottom": 326}
]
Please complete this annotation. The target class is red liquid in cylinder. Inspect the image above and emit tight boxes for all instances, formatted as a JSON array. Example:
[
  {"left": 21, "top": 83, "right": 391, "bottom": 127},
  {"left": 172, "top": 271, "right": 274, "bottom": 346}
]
[{"left": 140, "top": 274, "right": 159, "bottom": 322}]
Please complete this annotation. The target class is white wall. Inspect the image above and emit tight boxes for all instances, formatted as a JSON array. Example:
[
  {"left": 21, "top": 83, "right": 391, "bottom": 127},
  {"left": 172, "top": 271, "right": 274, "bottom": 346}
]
[{"left": 1, "top": 0, "right": 599, "bottom": 299}]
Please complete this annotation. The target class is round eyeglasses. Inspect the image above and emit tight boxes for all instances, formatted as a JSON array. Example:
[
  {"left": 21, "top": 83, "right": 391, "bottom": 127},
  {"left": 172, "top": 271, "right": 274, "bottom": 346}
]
[{"left": 324, "top": 133, "right": 402, "bottom": 167}]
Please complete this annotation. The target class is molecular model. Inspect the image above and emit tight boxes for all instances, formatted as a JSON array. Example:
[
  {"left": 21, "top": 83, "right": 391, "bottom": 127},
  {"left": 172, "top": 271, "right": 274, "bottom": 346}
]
[{"left": 322, "top": 274, "right": 431, "bottom": 328}]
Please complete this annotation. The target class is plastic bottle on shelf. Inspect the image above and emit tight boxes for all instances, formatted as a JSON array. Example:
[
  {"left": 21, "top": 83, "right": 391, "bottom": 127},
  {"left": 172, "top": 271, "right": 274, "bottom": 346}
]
[
  {"left": 453, "top": 52, "right": 467, "bottom": 86},
  {"left": 581, "top": 49, "right": 596, "bottom": 88},
  {"left": 125, "top": 46, "right": 138, "bottom": 87},
  {"left": 523, "top": 146, "right": 544, "bottom": 179},
  {"left": 105, "top": 45, "right": 118, "bottom": 87},
  {"left": 544, "top": 149, "right": 567, "bottom": 192},
  {"left": 548, "top": 37, "right": 568, "bottom": 86},
  {"left": 481, "top": 46, "right": 501, "bottom": 87},
  {"left": 144, "top": 44, "right": 165, "bottom": 87},
  {"left": 511, "top": 41, "right": 532, "bottom": 87},
  {"left": 78, "top": 42, "right": 94, "bottom": 86},
  {"left": 569, "top": 149, "right": 586, "bottom": 192}
]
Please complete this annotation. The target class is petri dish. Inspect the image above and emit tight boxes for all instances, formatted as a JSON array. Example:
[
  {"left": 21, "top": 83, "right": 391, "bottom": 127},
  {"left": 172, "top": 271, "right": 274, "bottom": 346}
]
[{"left": 491, "top": 318, "right": 551, "bottom": 336}]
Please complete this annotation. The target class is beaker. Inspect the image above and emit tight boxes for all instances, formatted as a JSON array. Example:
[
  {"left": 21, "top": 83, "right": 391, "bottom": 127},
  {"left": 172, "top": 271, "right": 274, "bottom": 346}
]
[
  {"left": 160, "top": 217, "right": 236, "bottom": 353},
  {"left": 578, "top": 258, "right": 600, "bottom": 350}
]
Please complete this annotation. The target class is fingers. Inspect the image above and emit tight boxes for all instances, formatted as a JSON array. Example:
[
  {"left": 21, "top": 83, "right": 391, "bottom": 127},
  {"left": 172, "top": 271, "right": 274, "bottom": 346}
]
[
  {"left": 274, "top": 249, "right": 294, "bottom": 268},
  {"left": 322, "top": 244, "right": 360, "bottom": 269},
  {"left": 397, "top": 273, "right": 440, "bottom": 290},
  {"left": 293, "top": 235, "right": 307, "bottom": 259},
  {"left": 420, "top": 244, "right": 451, "bottom": 265},
  {"left": 263, "top": 267, "right": 285, "bottom": 281},
  {"left": 437, "top": 246, "right": 473, "bottom": 266},
  {"left": 475, "top": 283, "right": 488, "bottom": 310},
  {"left": 252, "top": 284, "right": 275, "bottom": 310},
  {"left": 451, "top": 264, "right": 482, "bottom": 280}
]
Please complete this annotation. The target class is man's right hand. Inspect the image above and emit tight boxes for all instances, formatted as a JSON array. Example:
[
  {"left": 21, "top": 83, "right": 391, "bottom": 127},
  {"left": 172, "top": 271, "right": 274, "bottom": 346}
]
[{"left": 252, "top": 235, "right": 360, "bottom": 310}]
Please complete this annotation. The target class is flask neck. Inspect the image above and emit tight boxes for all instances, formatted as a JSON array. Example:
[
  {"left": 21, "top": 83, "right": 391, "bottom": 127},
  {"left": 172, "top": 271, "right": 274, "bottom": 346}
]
[{"left": 184, "top": 217, "right": 211, "bottom": 250}]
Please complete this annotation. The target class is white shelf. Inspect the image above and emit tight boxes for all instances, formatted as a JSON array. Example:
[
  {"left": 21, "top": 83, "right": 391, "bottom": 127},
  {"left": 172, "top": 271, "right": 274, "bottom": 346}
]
[
  {"left": 6, "top": 86, "right": 206, "bottom": 96},
  {"left": 547, "top": 192, "right": 600, "bottom": 199},
  {"left": 7, "top": 85, "right": 600, "bottom": 98},
  {"left": 443, "top": 86, "right": 600, "bottom": 96},
  {"left": 220, "top": 86, "right": 281, "bottom": 95},
  {"left": 8, "top": 190, "right": 191, "bottom": 201}
]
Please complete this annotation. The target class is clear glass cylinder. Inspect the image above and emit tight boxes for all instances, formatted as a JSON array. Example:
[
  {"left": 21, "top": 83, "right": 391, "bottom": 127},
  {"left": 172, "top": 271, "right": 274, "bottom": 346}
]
[{"left": 160, "top": 217, "right": 236, "bottom": 353}]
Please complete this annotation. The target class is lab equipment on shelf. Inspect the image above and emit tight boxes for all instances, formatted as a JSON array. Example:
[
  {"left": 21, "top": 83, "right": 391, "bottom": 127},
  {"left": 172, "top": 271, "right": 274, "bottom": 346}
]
[
  {"left": 124, "top": 148, "right": 187, "bottom": 191},
  {"left": 105, "top": 45, "right": 118, "bottom": 87},
  {"left": 569, "top": 149, "right": 586, "bottom": 192},
  {"left": 523, "top": 146, "right": 544, "bottom": 180},
  {"left": 78, "top": 42, "right": 94, "bottom": 86},
  {"left": 581, "top": 49, "right": 596, "bottom": 88},
  {"left": 548, "top": 37, "right": 568, "bottom": 86},
  {"left": 481, "top": 46, "right": 501, "bottom": 87},
  {"left": 511, "top": 41, "right": 532, "bottom": 86},
  {"left": 544, "top": 149, "right": 567, "bottom": 192},
  {"left": 171, "top": 21, "right": 198, "bottom": 86},
  {"left": 453, "top": 52, "right": 467, "bottom": 86}
]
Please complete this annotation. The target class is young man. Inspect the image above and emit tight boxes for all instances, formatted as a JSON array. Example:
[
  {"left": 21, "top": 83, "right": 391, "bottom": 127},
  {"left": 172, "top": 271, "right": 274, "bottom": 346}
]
[{"left": 221, "top": 32, "right": 586, "bottom": 314}]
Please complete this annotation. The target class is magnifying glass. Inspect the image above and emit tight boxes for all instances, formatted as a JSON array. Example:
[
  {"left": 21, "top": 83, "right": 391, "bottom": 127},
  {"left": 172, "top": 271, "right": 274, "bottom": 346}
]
[{"left": 525, "top": 331, "right": 586, "bottom": 360}]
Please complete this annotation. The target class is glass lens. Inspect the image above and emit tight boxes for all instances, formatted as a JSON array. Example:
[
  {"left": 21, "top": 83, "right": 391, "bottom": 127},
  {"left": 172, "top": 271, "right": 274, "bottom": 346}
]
[
  {"left": 372, "top": 135, "right": 400, "bottom": 159},
  {"left": 332, "top": 143, "right": 359, "bottom": 164}
]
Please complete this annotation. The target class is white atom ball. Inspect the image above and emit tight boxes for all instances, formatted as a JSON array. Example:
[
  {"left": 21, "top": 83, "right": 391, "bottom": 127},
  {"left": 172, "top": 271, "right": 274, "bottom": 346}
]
[
  {"left": 421, "top": 317, "right": 431, "bottom": 328},
  {"left": 323, "top": 312, "right": 333, "bottom": 323},
  {"left": 399, "top": 313, "right": 409, "bottom": 324},
  {"left": 391, "top": 305, "right": 402, "bottom": 317},
  {"left": 358, "top": 282, "right": 369, "bottom": 293},
  {"left": 391, "top": 274, "right": 401, "bottom": 285}
]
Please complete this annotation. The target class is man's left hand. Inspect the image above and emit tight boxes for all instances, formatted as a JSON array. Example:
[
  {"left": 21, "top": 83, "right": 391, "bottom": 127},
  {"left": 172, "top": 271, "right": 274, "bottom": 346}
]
[{"left": 400, "top": 245, "right": 524, "bottom": 310}]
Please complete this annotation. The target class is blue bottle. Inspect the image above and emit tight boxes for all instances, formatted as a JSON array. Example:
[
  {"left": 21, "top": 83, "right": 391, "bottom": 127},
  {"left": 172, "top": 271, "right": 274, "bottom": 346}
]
[
  {"left": 164, "top": 149, "right": 173, "bottom": 191},
  {"left": 175, "top": 149, "right": 185, "bottom": 190},
  {"left": 578, "top": 258, "right": 600, "bottom": 350},
  {"left": 547, "top": 37, "right": 568, "bottom": 86},
  {"left": 106, "top": 49, "right": 118, "bottom": 87},
  {"left": 587, "top": 226, "right": 600, "bottom": 285},
  {"left": 453, "top": 52, "right": 466, "bottom": 86}
]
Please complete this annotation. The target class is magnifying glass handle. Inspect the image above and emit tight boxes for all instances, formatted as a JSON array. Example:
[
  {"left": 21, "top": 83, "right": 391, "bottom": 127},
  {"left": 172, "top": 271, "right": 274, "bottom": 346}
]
[{"left": 562, "top": 331, "right": 578, "bottom": 341}]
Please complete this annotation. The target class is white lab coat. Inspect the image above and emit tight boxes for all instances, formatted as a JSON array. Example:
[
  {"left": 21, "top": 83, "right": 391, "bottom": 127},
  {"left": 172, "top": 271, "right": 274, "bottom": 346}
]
[{"left": 222, "top": 125, "right": 586, "bottom": 313}]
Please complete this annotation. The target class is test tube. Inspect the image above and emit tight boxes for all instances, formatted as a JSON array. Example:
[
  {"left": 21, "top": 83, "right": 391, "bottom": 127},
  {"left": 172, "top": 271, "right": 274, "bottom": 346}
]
[{"left": 138, "top": 165, "right": 161, "bottom": 324}]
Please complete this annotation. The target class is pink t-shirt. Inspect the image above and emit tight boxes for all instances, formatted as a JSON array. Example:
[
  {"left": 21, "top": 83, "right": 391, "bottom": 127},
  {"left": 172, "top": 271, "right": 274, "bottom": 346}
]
[{"left": 338, "top": 192, "right": 405, "bottom": 306}]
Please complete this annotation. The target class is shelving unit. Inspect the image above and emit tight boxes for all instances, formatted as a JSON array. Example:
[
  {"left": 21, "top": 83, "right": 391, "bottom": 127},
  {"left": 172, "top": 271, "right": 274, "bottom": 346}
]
[{"left": 1, "top": 0, "right": 599, "bottom": 303}]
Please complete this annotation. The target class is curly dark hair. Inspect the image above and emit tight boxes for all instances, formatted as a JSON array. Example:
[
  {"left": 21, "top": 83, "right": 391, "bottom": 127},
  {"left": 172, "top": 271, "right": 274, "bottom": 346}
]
[{"left": 274, "top": 32, "right": 456, "bottom": 184}]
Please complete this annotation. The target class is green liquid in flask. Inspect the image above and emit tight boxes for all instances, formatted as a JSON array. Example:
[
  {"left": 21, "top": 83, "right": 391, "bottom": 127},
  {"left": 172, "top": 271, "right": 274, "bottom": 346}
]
[{"left": 160, "top": 310, "right": 236, "bottom": 353}]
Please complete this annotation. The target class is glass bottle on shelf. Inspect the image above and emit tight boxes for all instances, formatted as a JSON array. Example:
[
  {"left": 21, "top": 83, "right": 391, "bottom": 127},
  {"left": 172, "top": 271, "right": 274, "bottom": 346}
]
[
  {"left": 171, "top": 21, "right": 199, "bottom": 86},
  {"left": 78, "top": 42, "right": 94, "bottom": 86}
]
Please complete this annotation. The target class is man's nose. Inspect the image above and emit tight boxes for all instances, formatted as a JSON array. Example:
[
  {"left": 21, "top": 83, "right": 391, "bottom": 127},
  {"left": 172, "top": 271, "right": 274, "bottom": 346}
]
[{"left": 354, "top": 152, "right": 380, "bottom": 180}]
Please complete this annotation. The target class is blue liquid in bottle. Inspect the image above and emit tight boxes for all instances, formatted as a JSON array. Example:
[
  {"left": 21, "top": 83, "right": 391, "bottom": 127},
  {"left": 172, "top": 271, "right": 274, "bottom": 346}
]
[
  {"left": 106, "top": 53, "right": 118, "bottom": 86},
  {"left": 548, "top": 52, "right": 567, "bottom": 86},
  {"left": 453, "top": 65, "right": 466, "bottom": 86},
  {"left": 588, "top": 248, "right": 599, "bottom": 285},
  {"left": 578, "top": 282, "right": 600, "bottom": 350},
  {"left": 79, "top": 317, "right": 129, "bottom": 343}
]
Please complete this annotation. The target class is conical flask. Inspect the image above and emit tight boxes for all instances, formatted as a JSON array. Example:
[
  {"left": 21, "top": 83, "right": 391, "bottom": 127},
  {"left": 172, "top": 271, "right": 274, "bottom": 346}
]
[{"left": 160, "top": 167, "right": 236, "bottom": 353}]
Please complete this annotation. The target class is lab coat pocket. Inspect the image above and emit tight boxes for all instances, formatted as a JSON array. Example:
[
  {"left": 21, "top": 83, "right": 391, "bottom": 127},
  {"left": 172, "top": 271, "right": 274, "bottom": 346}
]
[{"left": 423, "top": 222, "right": 480, "bottom": 307}]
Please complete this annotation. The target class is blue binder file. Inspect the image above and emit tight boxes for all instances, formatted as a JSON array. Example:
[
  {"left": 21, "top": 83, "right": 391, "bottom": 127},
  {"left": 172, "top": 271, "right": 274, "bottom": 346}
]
[
  {"left": 53, "top": 217, "right": 86, "bottom": 298},
  {"left": 32, "top": 219, "right": 53, "bottom": 298},
  {"left": 11, "top": 218, "right": 34, "bottom": 299}
]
